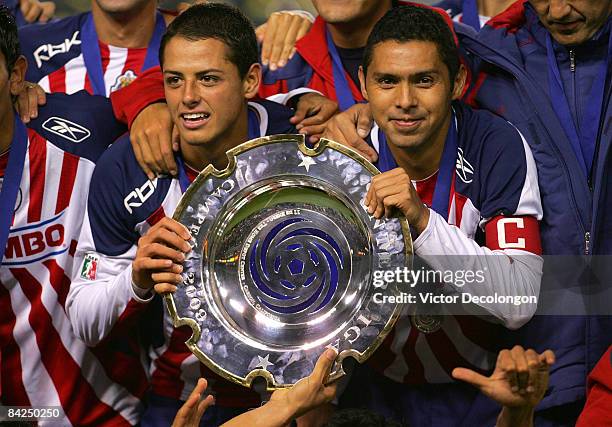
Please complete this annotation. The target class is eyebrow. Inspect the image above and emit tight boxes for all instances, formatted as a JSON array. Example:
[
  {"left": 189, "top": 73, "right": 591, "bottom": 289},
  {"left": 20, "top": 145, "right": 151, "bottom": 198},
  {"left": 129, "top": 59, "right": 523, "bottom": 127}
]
[
  {"left": 163, "top": 68, "right": 225, "bottom": 77},
  {"left": 371, "top": 69, "right": 441, "bottom": 79}
]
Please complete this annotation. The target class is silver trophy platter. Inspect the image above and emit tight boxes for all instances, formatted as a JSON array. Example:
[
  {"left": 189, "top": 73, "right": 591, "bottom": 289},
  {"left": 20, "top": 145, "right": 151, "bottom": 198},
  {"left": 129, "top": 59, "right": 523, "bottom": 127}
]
[{"left": 167, "top": 135, "right": 412, "bottom": 389}]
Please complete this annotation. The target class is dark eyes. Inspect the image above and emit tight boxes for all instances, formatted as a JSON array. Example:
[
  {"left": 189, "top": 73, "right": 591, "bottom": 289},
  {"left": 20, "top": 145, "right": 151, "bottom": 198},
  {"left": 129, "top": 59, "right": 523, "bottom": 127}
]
[
  {"left": 417, "top": 76, "right": 434, "bottom": 87},
  {"left": 200, "top": 75, "right": 220, "bottom": 84},
  {"left": 164, "top": 75, "right": 221, "bottom": 87},
  {"left": 376, "top": 76, "right": 435, "bottom": 88},
  {"left": 165, "top": 76, "right": 180, "bottom": 86},
  {"left": 378, "top": 77, "right": 398, "bottom": 87}
]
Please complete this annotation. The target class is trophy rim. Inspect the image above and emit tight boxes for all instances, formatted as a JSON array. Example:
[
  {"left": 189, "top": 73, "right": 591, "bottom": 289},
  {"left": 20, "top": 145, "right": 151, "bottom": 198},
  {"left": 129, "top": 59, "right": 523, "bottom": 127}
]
[{"left": 166, "top": 133, "right": 413, "bottom": 390}]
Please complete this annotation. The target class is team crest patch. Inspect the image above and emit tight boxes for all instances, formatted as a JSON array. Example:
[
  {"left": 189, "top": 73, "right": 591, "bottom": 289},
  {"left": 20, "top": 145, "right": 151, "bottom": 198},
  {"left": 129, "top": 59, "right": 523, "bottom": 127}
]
[
  {"left": 111, "top": 70, "right": 138, "bottom": 93},
  {"left": 80, "top": 253, "right": 100, "bottom": 280}
]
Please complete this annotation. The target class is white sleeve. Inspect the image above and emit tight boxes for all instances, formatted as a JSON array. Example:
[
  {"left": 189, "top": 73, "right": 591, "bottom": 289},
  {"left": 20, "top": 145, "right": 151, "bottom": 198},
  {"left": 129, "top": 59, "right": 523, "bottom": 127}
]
[
  {"left": 413, "top": 209, "right": 543, "bottom": 330},
  {"left": 67, "top": 210, "right": 152, "bottom": 346}
]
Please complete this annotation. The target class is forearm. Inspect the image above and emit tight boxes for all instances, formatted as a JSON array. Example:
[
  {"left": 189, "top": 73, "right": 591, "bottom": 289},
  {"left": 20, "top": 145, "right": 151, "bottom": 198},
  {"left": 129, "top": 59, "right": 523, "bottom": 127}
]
[
  {"left": 110, "top": 66, "right": 164, "bottom": 127},
  {"left": 414, "top": 210, "right": 543, "bottom": 329},
  {"left": 221, "top": 400, "right": 295, "bottom": 427},
  {"left": 67, "top": 250, "right": 151, "bottom": 345},
  {"left": 496, "top": 406, "right": 534, "bottom": 427}
]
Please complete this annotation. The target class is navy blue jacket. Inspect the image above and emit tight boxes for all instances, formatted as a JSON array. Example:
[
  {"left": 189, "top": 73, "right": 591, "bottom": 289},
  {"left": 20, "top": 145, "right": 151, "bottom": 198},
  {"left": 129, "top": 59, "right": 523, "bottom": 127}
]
[{"left": 457, "top": 0, "right": 612, "bottom": 410}]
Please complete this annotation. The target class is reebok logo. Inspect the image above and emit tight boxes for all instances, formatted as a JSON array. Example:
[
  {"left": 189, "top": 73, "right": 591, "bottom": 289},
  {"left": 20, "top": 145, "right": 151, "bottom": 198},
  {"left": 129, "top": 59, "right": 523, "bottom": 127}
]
[
  {"left": 456, "top": 148, "right": 474, "bottom": 184},
  {"left": 33, "top": 31, "right": 81, "bottom": 68},
  {"left": 42, "top": 117, "right": 91, "bottom": 143}
]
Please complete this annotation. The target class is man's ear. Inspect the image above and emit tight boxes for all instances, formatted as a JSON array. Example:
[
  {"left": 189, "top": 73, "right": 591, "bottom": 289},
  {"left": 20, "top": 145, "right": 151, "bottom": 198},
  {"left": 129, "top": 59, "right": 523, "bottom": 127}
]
[
  {"left": 243, "top": 62, "right": 261, "bottom": 100},
  {"left": 451, "top": 63, "right": 467, "bottom": 100},
  {"left": 9, "top": 55, "right": 27, "bottom": 97},
  {"left": 358, "top": 65, "right": 369, "bottom": 101}
]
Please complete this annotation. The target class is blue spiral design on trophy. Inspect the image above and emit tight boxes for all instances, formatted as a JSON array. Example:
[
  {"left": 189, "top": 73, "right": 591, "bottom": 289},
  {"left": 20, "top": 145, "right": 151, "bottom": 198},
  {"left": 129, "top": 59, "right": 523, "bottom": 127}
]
[{"left": 247, "top": 217, "right": 345, "bottom": 316}]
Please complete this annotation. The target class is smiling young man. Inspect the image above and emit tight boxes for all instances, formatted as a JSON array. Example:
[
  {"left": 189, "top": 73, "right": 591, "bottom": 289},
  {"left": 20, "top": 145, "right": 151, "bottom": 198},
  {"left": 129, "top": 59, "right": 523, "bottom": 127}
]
[
  {"left": 336, "top": 6, "right": 545, "bottom": 425},
  {"left": 65, "top": 4, "right": 297, "bottom": 426}
]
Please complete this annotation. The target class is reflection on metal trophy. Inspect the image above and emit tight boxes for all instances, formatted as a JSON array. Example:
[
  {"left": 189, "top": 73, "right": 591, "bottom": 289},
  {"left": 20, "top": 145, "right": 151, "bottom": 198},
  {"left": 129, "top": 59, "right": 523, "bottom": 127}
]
[{"left": 167, "top": 134, "right": 412, "bottom": 389}]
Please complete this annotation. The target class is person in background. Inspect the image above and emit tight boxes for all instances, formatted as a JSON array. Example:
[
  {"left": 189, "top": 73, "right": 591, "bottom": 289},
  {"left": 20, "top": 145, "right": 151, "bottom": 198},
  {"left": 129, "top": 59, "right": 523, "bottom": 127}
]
[
  {"left": 0, "top": 0, "right": 54, "bottom": 26},
  {"left": 434, "top": 0, "right": 516, "bottom": 31}
]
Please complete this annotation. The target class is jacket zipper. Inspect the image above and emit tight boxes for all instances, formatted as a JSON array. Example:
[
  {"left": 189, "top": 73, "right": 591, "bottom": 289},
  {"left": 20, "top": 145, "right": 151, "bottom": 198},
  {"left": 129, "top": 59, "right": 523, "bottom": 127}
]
[
  {"left": 462, "top": 34, "right": 591, "bottom": 238},
  {"left": 585, "top": 231, "right": 591, "bottom": 255},
  {"left": 570, "top": 48, "right": 594, "bottom": 254}
]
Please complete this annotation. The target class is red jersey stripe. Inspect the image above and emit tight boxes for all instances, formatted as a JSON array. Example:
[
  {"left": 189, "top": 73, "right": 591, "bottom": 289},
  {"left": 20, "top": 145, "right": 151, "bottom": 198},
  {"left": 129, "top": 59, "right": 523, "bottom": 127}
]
[
  {"left": 90, "top": 341, "right": 149, "bottom": 400},
  {"left": 55, "top": 152, "right": 80, "bottom": 214},
  {"left": 401, "top": 328, "right": 427, "bottom": 384},
  {"left": 150, "top": 326, "right": 192, "bottom": 399},
  {"left": 0, "top": 285, "right": 31, "bottom": 406},
  {"left": 454, "top": 192, "right": 468, "bottom": 226},
  {"left": 48, "top": 67, "right": 67, "bottom": 94},
  {"left": 10, "top": 267, "right": 131, "bottom": 427},
  {"left": 42, "top": 259, "right": 71, "bottom": 309},
  {"left": 147, "top": 205, "right": 166, "bottom": 226}
]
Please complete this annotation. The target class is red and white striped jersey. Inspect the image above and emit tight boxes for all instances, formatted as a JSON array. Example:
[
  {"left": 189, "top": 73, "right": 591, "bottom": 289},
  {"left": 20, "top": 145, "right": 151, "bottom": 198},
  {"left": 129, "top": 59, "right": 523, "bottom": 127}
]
[
  {"left": 67, "top": 101, "right": 296, "bottom": 406},
  {"left": 366, "top": 102, "right": 544, "bottom": 384},
  {"left": 19, "top": 11, "right": 166, "bottom": 97},
  {"left": 0, "top": 93, "right": 142, "bottom": 426},
  {"left": 37, "top": 41, "right": 148, "bottom": 96}
]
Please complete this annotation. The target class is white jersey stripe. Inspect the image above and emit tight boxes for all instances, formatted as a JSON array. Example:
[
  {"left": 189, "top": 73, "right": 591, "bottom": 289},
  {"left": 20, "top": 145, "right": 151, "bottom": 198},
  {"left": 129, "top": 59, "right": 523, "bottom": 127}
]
[
  {"left": 63, "top": 54, "right": 87, "bottom": 95},
  {"left": 104, "top": 45, "right": 128, "bottom": 97},
  {"left": 40, "top": 145, "right": 63, "bottom": 219}
]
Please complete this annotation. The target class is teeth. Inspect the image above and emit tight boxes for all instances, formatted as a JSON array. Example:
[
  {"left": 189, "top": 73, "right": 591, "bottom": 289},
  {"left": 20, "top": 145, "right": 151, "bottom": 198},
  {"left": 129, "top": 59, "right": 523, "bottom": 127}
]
[{"left": 183, "top": 113, "right": 209, "bottom": 120}]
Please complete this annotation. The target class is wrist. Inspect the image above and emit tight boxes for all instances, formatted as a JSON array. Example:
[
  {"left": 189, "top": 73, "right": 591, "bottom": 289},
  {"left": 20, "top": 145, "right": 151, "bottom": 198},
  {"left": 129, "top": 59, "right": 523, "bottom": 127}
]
[
  {"left": 496, "top": 406, "right": 534, "bottom": 427},
  {"left": 261, "top": 399, "right": 296, "bottom": 426},
  {"left": 412, "top": 206, "right": 430, "bottom": 235}
]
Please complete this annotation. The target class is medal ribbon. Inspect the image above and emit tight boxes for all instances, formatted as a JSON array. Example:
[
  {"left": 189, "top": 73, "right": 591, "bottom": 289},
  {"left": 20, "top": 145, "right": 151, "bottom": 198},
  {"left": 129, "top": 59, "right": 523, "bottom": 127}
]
[
  {"left": 375, "top": 113, "right": 458, "bottom": 221},
  {"left": 325, "top": 27, "right": 357, "bottom": 112},
  {"left": 545, "top": 32, "right": 612, "bottom": 176},
  {"left": 81, "top": 11, "right": 166, "bottom": 96},
  {"left": 0, "top": 115, "right": 28, "bottom": 265},
  {"left": 462, "top": 0, "right": 481, "bottom": 32},
  {"left": 176, "top": 108, "right": 261, "bottom": 193}
]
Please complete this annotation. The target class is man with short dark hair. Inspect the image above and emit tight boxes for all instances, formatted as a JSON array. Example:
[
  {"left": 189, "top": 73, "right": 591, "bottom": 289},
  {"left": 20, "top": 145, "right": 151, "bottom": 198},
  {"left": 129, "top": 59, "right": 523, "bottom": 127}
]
[
  {"left": 325, "top": 2, "right": 611, "bottom": 421},
  {"left": 66, "top": 4, "right": 300, "bottom": 426},
  {"left": 339, "top": 6, "right": 544, "bottom": 425}
]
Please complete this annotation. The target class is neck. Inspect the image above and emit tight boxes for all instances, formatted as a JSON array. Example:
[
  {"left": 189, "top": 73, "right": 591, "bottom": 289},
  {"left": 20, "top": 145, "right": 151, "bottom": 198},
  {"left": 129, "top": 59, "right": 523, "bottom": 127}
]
[
  {"left": 180, "top": 106, "right": 249, "bottom": 172},
  {"left": 0, "top": 112, "right": 14, "bottom": 155},
  {"left": 477, "top": 0, "right": 516, "bottom": 18},
  {"left": 327, "top": 2, "right": 392, "bottom": 48},
  {"left": 387, "top": 112, "right": 452, "bottom": 181},
  {"left": 91, "top": 1, "right": 158, "bottom": 48}
]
